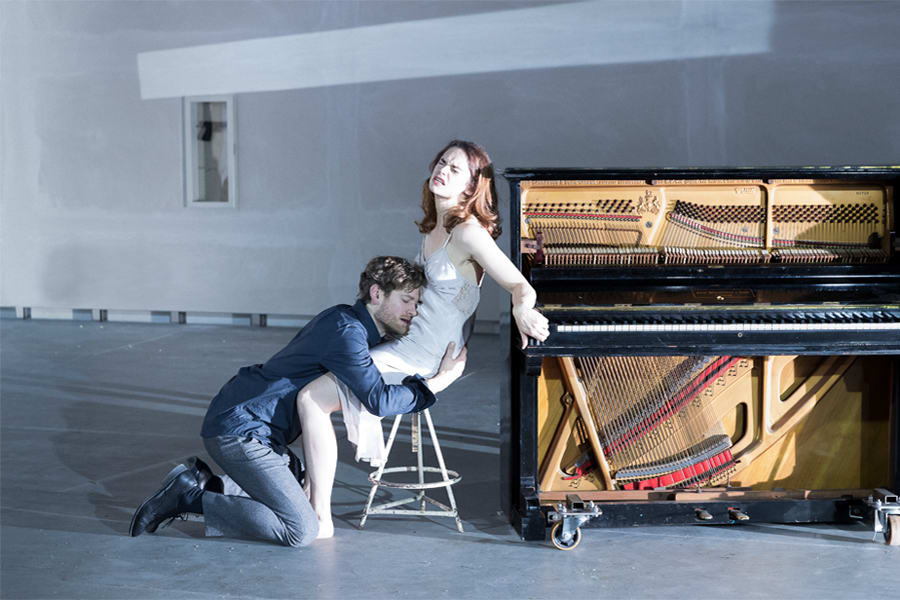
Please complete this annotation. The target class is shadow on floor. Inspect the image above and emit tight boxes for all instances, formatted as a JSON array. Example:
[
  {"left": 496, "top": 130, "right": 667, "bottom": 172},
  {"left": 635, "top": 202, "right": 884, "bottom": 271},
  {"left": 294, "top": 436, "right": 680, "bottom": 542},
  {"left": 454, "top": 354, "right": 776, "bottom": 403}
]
[{"left": 22, "top": 392, "right": 511, "bottom": 545}]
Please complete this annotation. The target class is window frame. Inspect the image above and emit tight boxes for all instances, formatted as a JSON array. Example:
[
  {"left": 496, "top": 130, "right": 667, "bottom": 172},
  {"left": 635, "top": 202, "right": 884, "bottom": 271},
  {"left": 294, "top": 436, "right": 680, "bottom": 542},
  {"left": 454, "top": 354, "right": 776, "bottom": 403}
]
[{"left": 182, "top": 95, "right": 237, "bottom": 208}]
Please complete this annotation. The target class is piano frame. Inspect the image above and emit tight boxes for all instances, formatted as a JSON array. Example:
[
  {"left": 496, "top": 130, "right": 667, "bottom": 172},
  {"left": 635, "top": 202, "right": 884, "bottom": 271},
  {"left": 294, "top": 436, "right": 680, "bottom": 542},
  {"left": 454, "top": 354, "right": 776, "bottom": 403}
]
[{"left": 500, "top": 166, "right": 900, "bottom": 545}]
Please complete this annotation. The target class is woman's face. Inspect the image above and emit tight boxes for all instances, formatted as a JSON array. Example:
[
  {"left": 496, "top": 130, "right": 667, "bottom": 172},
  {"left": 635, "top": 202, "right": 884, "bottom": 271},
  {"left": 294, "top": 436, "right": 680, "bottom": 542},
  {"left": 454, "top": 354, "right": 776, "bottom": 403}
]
[{"left": 428, "top": 147, "right": 471, "bottom": 201}]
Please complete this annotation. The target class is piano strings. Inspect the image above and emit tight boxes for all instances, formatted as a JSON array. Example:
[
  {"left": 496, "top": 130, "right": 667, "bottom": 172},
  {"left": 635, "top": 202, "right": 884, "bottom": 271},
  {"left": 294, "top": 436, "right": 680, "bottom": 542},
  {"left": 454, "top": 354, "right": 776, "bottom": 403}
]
[
  {"left": 522, "top": 181, "right": 889, "bottom": 266},
  {"left": 551, "top": 356, "right": 741, "bottom": 490},
  {"left": 538, "top": 354, "right": 891, "bottom": 493}
]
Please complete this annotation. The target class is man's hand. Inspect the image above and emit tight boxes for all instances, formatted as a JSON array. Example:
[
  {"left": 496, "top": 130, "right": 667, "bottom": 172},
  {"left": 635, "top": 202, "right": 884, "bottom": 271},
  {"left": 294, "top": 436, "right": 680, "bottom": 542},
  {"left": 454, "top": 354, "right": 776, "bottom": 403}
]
[{"left": 426, "top": 342, "right": 467, "bottom": 394}]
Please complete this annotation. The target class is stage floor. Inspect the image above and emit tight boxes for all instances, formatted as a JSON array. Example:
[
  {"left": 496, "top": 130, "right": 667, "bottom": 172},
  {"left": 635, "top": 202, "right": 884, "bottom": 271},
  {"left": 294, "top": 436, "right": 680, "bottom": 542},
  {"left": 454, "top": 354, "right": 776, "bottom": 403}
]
[{"left": 2, "top": 319, "right": 898, "bottom": 599}]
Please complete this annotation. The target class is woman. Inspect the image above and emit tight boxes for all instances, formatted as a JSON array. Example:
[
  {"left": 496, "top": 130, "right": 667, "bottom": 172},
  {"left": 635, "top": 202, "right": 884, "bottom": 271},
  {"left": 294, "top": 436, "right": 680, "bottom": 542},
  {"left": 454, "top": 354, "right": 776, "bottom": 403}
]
[{"left": 297, "top": 140, "right": 549, "bottom": 538}]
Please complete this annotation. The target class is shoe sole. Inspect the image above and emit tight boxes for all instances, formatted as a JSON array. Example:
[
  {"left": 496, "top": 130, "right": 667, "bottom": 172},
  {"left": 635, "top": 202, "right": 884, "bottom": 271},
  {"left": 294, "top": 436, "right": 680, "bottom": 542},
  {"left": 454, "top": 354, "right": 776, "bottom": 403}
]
[{"left": 129, "top": 464, "right": 188, "bottom": 537}]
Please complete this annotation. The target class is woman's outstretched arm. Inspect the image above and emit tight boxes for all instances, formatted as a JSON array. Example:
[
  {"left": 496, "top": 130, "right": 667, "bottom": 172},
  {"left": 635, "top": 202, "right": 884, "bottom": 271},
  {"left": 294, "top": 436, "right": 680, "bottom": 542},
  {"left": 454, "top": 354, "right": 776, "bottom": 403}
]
[{"left": 453, "top": 222, "right": 550, "bottom": 349}]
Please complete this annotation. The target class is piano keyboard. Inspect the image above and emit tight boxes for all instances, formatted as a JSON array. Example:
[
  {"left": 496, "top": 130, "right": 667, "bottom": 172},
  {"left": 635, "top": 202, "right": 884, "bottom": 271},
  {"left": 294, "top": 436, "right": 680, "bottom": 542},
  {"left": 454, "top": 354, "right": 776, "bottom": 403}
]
[
  {"left": 557, "top": 321, "right": 900, "bottom": 333},
  {"left": 526, "top": 305, "right": 900, "bottom": 354}
]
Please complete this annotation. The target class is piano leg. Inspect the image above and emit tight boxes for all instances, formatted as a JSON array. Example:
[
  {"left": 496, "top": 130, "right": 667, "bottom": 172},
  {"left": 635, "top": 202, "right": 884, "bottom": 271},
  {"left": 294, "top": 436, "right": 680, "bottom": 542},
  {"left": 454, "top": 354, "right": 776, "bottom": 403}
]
[
  {"left": 892, "top": 357, "right": 900, "bottom": 492},
  {"left": 505, "top": 343, "right": 546, "bottom": 540}
]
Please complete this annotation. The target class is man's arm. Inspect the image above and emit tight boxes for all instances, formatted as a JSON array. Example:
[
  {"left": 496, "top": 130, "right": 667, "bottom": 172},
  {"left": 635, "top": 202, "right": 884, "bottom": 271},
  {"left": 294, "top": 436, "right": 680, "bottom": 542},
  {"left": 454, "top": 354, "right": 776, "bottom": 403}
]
[{"left": 321, "top": 324, "right": 466, "bottom": 417}]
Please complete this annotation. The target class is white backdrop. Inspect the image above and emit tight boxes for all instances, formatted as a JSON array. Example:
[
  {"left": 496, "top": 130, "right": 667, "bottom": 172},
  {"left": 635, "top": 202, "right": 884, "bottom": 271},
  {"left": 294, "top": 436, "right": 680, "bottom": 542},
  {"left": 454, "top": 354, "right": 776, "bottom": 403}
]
[{"left": 2, "top": 1, "right": 899, "bottom": 321}]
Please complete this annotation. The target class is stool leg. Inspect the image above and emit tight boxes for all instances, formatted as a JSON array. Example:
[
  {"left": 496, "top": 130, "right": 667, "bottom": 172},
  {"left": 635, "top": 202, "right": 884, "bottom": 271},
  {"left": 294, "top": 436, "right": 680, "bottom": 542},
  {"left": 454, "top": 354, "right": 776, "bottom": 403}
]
[
  {"left": 423, "top": 409, "right": 464, "bottom": 533},
  {"left": 360, "top": 413, "right": 403, "bottom": 529},
  {"left": 414, "top": 412, "right": 426, "bottom": 511}
]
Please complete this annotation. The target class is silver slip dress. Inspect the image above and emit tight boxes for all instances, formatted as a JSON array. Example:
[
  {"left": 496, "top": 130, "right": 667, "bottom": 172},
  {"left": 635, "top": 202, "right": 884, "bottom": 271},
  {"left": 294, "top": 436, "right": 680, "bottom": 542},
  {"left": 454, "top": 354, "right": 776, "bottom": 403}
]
[{"left": 335, "top": 231, "right": 480, "bottom": 465}]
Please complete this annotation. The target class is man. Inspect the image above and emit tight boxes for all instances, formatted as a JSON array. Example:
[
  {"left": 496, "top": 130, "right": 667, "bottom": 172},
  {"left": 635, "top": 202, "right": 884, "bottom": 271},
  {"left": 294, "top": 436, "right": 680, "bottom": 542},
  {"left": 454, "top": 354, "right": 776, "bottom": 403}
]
[{"left": 129, "top": 256, "right": 466, "bottom": 547}]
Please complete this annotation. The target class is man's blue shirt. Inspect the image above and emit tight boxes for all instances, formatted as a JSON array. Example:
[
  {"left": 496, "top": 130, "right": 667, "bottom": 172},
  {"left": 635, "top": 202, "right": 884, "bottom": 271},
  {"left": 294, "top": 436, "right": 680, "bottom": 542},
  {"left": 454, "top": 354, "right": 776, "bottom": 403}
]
[{"left": 201, "top": 299, "right": 435, "bottom": 449}]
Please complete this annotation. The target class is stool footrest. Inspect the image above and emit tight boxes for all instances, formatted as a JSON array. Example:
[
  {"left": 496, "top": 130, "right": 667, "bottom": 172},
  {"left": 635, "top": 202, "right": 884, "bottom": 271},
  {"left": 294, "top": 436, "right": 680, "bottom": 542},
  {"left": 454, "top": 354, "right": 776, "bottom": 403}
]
[
  {"left": 368, "top": 509, "right": 459, "bottom": 517},
  {"left": 368, "top": 465, "right": 461, "bottom": 490},
  {"left": 370, "top": 494, "right": 454, "bottom": 513}
]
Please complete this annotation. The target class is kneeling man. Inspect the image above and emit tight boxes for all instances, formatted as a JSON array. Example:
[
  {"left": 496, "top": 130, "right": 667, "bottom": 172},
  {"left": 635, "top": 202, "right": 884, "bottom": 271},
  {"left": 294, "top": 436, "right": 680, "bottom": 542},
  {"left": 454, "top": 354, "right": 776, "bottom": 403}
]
[{"left": 130, "top": 256, "right": 466, "bottom": 547}]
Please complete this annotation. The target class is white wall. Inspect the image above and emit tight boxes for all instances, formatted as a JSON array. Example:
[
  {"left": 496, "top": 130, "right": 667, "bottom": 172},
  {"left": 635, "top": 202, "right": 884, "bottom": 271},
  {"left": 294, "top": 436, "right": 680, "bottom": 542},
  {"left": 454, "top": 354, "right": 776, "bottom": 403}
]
[{"left": 2, "top": 1, "right": 900, "bottom": 321}]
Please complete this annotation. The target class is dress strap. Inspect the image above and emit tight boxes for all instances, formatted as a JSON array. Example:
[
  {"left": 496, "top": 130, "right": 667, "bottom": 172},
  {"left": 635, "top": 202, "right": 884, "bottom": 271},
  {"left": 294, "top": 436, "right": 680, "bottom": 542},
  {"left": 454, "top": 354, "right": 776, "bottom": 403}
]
[
  {"left": 474, "top": 264, "right": 485, "bottom": 287},
  {"left": 447, "top": 224, "right": 485, "bottom": 286},
  {"left": 423, "top": 230, "right": 452, "bottom": 261}
]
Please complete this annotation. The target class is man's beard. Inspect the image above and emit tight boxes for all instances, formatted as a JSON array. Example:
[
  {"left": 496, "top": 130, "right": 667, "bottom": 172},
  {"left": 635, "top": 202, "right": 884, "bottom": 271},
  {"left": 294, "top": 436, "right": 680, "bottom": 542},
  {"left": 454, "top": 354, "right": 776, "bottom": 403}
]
[
  {"left": 375, "top": 307, "right": 409, "bottom": 340},
  {"left": 381, "top": 327, "right": 403, "bottom": 341}
]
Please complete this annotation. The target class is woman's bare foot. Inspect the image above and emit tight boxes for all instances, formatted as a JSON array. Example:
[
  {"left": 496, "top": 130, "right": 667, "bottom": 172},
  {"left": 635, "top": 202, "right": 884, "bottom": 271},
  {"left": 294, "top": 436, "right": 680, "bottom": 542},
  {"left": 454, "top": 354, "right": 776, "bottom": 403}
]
[{"left": 316, "top": 517, "right": 334, "bottom": 539}]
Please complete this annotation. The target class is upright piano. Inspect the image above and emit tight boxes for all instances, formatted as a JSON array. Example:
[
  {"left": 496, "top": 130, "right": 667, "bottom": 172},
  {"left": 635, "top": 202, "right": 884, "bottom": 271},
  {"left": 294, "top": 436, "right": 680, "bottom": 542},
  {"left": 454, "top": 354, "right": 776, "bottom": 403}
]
[{"left": 500, "top": 167, "right": 900, "bottom": 549}]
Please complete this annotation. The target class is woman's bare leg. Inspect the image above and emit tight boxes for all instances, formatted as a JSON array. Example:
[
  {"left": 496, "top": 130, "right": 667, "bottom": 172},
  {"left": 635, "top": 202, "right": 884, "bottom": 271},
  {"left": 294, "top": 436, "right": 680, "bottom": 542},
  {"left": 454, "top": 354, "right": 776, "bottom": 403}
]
[{"left": 296, "top": 374, "right": 342, "bottom": 539}]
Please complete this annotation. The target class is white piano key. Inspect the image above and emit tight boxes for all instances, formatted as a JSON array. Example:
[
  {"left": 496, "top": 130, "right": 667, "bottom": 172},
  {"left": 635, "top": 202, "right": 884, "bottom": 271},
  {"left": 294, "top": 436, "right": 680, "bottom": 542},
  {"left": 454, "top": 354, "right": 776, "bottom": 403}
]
[{"left": 557, "top": 321, "right": 900, "bottom": 333}]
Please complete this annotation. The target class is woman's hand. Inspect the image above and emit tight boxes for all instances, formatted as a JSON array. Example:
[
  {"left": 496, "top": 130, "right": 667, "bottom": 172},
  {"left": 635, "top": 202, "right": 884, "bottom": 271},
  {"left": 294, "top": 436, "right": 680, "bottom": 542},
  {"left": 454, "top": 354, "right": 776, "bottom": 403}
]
[
  {"left": 512, "top": 305, "right": 549, "bottom": 350},
  {"left": 449, "top": 222, "right": 550, "bottom": 349}
]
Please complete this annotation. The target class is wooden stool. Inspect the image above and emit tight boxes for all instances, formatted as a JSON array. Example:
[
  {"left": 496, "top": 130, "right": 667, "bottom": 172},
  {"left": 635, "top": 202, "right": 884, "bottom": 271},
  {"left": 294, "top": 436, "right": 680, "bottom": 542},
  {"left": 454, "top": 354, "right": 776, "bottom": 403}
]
[{"left": 359, "top": 408, "right": 463, "bottom": 533}]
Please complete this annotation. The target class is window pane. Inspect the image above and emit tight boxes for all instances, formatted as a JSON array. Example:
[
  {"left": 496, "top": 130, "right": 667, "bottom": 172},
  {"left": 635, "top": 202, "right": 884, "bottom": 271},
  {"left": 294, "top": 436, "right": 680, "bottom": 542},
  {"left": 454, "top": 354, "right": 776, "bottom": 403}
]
[{"left": 190, "top": 101, "right": 228, "bottom": 203}]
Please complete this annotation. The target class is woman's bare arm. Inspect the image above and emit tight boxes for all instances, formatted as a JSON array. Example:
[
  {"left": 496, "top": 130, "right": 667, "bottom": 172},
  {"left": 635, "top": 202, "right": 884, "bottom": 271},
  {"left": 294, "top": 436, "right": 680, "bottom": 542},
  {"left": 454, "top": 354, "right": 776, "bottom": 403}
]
[{"left": 452, "top": 223, "right": 549, "bottom": 349}]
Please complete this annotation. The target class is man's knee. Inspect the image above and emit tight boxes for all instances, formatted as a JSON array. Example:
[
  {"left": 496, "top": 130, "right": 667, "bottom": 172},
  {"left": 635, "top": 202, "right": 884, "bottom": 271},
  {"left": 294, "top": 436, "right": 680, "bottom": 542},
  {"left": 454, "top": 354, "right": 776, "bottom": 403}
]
[{"left": 283, "top": 516, "right": 319, "bottom": 547}]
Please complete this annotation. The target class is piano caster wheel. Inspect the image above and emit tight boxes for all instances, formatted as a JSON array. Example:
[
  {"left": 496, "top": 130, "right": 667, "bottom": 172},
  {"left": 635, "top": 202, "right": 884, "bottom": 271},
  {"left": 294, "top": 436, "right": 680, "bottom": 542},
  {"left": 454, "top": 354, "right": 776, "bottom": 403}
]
[
  {"left": 885, "top": 514, "right": 900, "bottom": 546},
  {"left": 550, "top": 521, "right": 581, "bottom": 551}
]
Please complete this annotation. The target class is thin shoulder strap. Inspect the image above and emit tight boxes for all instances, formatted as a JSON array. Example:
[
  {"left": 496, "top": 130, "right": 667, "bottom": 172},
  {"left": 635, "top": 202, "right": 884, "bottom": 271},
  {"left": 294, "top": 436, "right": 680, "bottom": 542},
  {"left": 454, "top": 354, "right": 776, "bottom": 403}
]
[{"left": 441, "top": 228, "right": 454, "bottom": 248}]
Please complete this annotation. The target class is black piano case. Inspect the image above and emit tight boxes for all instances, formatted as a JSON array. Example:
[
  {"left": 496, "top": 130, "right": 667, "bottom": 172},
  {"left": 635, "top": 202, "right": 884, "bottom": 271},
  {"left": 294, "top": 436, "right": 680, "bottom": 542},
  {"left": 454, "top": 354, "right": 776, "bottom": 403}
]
[{"left": 500, "top": 167, "right": 900, "bottom": 549}]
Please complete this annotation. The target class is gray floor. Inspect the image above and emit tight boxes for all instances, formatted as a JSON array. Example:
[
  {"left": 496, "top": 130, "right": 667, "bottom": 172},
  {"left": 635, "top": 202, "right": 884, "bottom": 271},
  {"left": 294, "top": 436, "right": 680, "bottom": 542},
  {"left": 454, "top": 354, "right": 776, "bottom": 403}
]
[{"left": 1, "top": 319, "right": 898, "bottom": 599}]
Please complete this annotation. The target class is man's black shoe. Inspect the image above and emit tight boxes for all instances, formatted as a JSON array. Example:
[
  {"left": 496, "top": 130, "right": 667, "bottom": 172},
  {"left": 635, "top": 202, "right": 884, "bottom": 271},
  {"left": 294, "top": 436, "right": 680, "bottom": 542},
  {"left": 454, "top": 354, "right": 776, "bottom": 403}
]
[
  {"left": 186, "top": 457, "right": 211, "bottom": 488},
  {"left": 129, "top": 465, "right": 201, "bottom": 537},
  {"left": 187, "top": 456, "right": 224, "bottom": 494}
]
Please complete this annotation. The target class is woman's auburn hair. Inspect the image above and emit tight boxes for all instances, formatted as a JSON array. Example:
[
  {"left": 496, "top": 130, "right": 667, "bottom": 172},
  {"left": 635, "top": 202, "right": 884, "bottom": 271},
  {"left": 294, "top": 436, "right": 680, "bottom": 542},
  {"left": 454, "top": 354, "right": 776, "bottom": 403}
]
[{"left": 415, "top": 140, "right": 502, "bottom": 240}]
